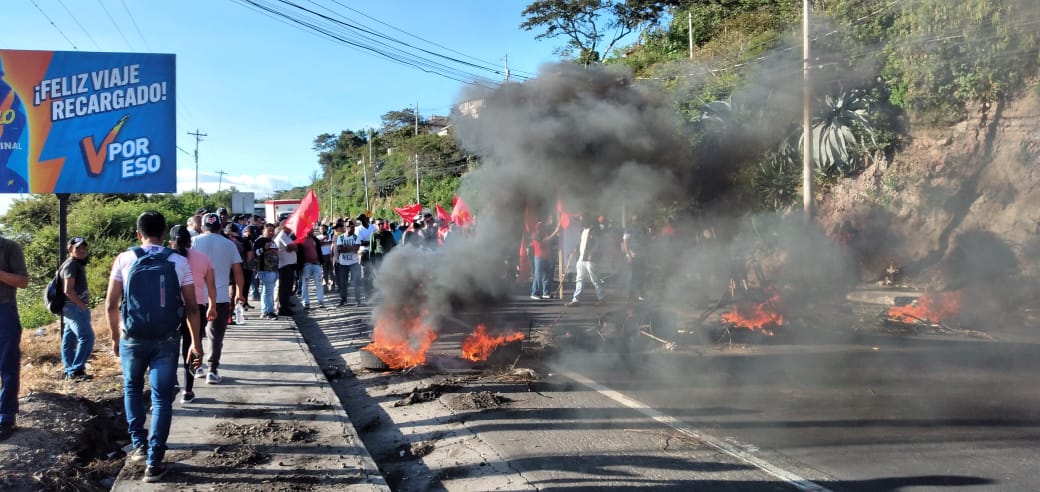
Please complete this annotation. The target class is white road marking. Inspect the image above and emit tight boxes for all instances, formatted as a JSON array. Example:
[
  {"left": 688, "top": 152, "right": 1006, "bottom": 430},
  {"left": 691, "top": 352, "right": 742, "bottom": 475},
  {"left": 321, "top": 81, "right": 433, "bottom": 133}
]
[{"left": 553, "top": 366, "right": 833, "bottom": 492}]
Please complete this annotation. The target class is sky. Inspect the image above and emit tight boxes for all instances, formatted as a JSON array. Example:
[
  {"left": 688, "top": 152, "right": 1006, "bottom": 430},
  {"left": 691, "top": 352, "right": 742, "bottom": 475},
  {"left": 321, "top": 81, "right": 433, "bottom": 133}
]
[{"left": 0, "top": 0, "right": 562, "bottom": 214}]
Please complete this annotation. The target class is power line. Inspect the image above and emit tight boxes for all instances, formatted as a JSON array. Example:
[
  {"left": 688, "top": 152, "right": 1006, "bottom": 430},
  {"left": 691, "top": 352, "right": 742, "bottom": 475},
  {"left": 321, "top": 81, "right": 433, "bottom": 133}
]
[
  {"left": 56, "top": 0, "right": 101, "bottom": 50},
  {"left": 120, "top": 0, "right": 152, "bottom": 51},
  {"left": 231, "top": 0, "right": 522, "bottom": 87},
  {"left": 323, "top": 0, "right": 536, "bottom": 78},
  {"left": 96, "top": 0, "right": 135, "bottom": 50},
  {"left": 29, "top": 0, "right": 78, "bottom": 50}
]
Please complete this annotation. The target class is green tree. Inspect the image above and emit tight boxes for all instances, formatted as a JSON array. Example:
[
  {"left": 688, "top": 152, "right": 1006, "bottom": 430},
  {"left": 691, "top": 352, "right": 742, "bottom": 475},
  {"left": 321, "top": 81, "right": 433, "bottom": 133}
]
[{"left": 520, "top": 0, "right": 680, "bottom": 66}]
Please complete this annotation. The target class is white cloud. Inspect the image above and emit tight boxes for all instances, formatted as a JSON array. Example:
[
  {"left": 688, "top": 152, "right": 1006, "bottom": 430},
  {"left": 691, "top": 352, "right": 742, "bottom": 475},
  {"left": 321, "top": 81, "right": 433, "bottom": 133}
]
[
  {"left": 176, "top": 169, "right": 310, "bottom": 200},
  {"left": 0, "top": 194, "right": 27, "bottom": 218}
]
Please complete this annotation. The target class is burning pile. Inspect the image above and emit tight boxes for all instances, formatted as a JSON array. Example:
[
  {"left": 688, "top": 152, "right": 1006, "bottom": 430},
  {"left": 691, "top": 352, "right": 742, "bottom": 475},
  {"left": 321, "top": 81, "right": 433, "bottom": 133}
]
[
  {"left": 886, "top": 290, "right": 962, "bottom": 325},
  {"left": 720, "top": 291, "right": 784, "bottom": 336},
  {"left": 461, "top": 324, "right": 525, "bottom": 362},
  {"left": 363, "top": 313, "right": 438, "bottom": 370}
]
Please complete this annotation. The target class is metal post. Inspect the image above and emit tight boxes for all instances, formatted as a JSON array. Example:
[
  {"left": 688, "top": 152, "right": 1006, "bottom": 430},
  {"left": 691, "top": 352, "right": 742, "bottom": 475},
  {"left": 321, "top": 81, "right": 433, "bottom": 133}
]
[
  {"left": 57, "top": 193, "right": 69, "bottom": 327},
  {"left": 360, "top": 159, "right": 369, "bottom": 212},
  {"left": 367, "top": 128, "right": 374, "bottom": 211},
  {"left": 802, "top": 0, "right": 813, "bottom": 220},
  {"left": 688, "top": 12, "right": 694, "bottom": 60},
  {"left": 414, "top": 153, "right": 420, "bottom": 204}
]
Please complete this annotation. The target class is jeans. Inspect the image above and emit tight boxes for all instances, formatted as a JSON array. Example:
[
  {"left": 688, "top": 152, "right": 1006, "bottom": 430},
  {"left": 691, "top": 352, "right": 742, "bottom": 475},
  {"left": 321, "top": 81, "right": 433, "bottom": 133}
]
[
  {"left": 205, "top": 303, "right": 230, "bottom": 372},
  {"left": 627, "top": 255, "right": 647, "bottom": 300},
  {"left": 298, "top": 263, "right": 324, "bottom": 307},
  {"left": 531, "top": 256, "right": 549, "bottom": 297},
  {"left": 572, "top": 260, "right": 604, "bottom": 302},
  {"left": 250, "top": 270, "right": 261, "bottom": 300},
  {"left": 0, "top": 302, "right": 21, "bottom": 426},
  {"left": 120, "top": 333, "right": 179, "bottom": 466},
  {"left": 337, "top": 263, "right": 362, "bottom": 304},
  {"left": 61, "top": 303, "right": 95, "bottom": 376},
  {"left": 259, "top": 271, "right": 278, "bottom": 315}
]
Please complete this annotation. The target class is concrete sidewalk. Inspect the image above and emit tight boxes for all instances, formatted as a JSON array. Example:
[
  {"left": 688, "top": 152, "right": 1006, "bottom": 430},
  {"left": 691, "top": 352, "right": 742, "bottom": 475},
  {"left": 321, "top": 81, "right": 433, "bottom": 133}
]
[{"left": 112, "top": 305, "right": 388, "bottom": 490}]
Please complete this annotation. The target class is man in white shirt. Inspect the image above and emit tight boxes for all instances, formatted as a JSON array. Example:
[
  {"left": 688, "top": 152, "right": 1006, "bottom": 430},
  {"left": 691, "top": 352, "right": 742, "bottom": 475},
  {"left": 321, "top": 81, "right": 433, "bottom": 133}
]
[
  {"left": 355, "top": 213, "right": 377, "bottom": 302},
  {"left": 274, "top": 221, "right": 298, "bottom": 316},
  {"left": 190, "top": 213, "right": 244, "bottom": 384},
  {"left": 335, "top": 223, "right": 362, "bottom": 306},
  {"left": 105, "top": 211, "right": 203, "bottom": 482}
]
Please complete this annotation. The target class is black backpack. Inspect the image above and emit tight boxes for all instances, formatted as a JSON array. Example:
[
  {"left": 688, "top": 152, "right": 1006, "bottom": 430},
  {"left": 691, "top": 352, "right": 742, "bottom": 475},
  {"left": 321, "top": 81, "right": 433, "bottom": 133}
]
[
  {"left": 44, "top": 270, "right": 66, "bottom": 315},
  {"left": 121, "top": 247, "right": 184, "bottom": 339}
]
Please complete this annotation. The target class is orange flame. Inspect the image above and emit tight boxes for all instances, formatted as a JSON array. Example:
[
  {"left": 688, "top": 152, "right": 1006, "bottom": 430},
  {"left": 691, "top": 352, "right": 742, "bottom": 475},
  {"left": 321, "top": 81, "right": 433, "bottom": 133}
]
[
  {"left": 887, "top": 290, "right": 962, "bottom": 324},
  {"left": 721, "top": 293, "right": 783, "bottom": 335},
  {"left": 363, "top": 315, "right": 438, "bottom": 370},
  {"left": 461, "top": 324, "right": 525, "bottom": 362}
]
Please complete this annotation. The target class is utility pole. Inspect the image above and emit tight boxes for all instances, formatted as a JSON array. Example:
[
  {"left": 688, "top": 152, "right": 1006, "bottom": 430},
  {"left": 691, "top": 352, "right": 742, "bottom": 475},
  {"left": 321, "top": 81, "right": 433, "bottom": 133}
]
[
  {"left": 216, "top": 170, "right": 228, "bottom": 192},
  {"left": 688, "top": 12, "right": 694, "bottom": 59},
  {"left": 802, "top": 0, "right": 813, "bottom": 220},
  {"left": 359, "top": 159, "right": 369, "bottom": 213},
  {"left": 367, "top": 128, "right": 374, "bottom": 212},
  {"left": 187, "top": 129, "right": 207, "bottom": 193},
  {"left": 504, "top": 53, "right": 511, "bottom": 82},
  {"left": 414, "top": 101, "right": 419, "bottom": 137},
  {"left": 414, "top": 153, "right": 420, "bottom": 204}
]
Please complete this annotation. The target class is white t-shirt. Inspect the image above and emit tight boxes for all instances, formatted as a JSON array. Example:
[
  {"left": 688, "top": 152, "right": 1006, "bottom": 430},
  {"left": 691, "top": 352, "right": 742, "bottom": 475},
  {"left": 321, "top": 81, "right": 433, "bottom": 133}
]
[
  {"left": 356, "top": 223, "right": 376, "bottom": 254},
  {"left": 336, "top": 234, "right": 360, "bottom": 265},
  {"left": 191, "top": 233, "right": 242, "bottom": 303},
  {"left": 109, "top": 244, "right": 193, "bottom": 290},
  {"left": 274, "top": 230, "right": 298, "bottom": 268}
]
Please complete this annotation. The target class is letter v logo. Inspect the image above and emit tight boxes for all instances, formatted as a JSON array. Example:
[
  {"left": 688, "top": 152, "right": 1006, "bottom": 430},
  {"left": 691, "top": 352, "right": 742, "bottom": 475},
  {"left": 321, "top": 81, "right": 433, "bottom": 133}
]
[{"left": 80, "top": 115, "right": 129, "bottom": 176}]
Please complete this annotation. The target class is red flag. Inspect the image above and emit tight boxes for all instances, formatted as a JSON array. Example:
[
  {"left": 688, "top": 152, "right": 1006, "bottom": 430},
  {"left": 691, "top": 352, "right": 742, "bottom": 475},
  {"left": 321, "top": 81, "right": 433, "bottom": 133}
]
[
  {"left": 284, "top": 189, "right": 320, "bottom": 244},
  {"left": 451, "top": 195, "right": 473, "bottom": 227},
  {"left": 435, "top": 203, "right": 451, "bottom": 224},
  {"left": 393, "top": 203, "right": 423, "bottom": 223},
  {"left": 556, "top": 194, "right": 571, "bottom": 229}
]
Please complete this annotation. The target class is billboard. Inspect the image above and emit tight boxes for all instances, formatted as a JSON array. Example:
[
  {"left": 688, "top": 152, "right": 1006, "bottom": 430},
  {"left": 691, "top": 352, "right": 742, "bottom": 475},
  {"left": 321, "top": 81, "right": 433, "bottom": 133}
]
[{"left": 0, "top": 50, "right": 175, "bottom": 193}]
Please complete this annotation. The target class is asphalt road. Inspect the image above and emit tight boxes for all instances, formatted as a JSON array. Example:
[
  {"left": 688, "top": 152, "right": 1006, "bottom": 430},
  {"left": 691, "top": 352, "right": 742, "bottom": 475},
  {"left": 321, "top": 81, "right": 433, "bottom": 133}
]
[
  {"left": 535, "top": 300, "right": 1040, "bottom": 492},
  {"left": 304, "top": 294, "right": 1040, "bottom": 491}
]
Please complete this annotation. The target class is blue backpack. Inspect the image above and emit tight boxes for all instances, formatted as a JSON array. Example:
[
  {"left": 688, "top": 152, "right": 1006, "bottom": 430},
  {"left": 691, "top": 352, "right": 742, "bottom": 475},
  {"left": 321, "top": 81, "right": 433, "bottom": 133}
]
[{"left": 121, "top": 247, "right": 184, "bottom": 339}]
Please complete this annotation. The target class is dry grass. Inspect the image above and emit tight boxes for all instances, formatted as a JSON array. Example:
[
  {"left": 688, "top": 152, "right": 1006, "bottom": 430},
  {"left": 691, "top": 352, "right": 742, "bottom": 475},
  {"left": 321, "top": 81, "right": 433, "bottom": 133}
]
[{"left": 19, "top": 306, "right": 124, "bottom": 399}]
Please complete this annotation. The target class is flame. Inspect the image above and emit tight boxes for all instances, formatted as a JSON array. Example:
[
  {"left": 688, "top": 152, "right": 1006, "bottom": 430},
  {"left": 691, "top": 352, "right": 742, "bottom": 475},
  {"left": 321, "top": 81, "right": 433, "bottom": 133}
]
[
  {"left": 887, "top": 290, "right": 962, "bottom": 324},
  {"left": 363, "top": 315, "right": 438, "bottom": 370},
  {"left": 721, "top": 293, "right": 783, "bottom": 335},
  {"left": 461, "top": 324, "right": 525, "bottom": 362}
]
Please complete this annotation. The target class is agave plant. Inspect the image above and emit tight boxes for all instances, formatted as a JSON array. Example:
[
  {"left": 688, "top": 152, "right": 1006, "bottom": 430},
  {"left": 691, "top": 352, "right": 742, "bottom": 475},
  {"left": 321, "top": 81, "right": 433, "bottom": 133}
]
[
  {"left": 799, "top": 89, "right": 878, "bottom": 177},
  {"left": 752, "top": 144, "right": 800, "bottom": 210}
]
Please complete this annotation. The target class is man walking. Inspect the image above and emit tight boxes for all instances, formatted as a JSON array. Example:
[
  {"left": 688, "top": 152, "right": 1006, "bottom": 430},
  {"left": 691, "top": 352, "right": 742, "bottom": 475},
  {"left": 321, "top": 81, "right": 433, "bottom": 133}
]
[
  {"left": 105, "top": 211, "right": 203, "bottom": 481},
  {"left": 274, "top": 221, "right": 298, "bottom": 317},
  {"left": 252, "top": 223, "right": 280, "bottom": 319},
  {"left": 335, "top": 223, "right": 362, "bottom": 307},
  {"left": 191, "top": 213, "right": 244, "bottom": 384},
  {"left": 297, "top": 227, "right": 325, "bottom": 309},
  {"left": 567, "top": 215, "right": 605, "bottom": 306},
  {"left": 0, "top": 233, "right": 28, "bottom": 441},
  {"left": 60, "top": 237, "right": 95, "bottom": 380}
]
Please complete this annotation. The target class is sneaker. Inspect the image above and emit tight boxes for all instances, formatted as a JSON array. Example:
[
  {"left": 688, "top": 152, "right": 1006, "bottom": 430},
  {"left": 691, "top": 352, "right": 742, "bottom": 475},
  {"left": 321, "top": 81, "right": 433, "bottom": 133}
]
[
  {"left": 541, "top": 295, "right": 552, "bottom": 299},
  {"left": 566, "top": 300, "right": 580, "bottom": 307},
  {"left": 193, "top": 366, "right": 206, "bottom": 378},
  {"left": 180, "top": 391, "right": 195, "bottom": 404},
  {"left": 0, "top": 423, "right": 16, "bottom": 442},
  {"left": 142, "top": 463, "right": 168, "bottom": 483},
  {"left": 206, "top": 372, "right": 223, "bottom": 384},
  {"left": 127, "top": 444, "right": 148, "bottom": 462},
  {"left": 530, "top": 295, "right": 541, "bottom": 300}
]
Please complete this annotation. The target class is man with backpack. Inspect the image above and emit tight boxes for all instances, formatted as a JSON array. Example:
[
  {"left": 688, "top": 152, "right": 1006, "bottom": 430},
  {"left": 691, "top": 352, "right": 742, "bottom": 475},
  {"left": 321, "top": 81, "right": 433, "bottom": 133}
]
[
  {"left": 60, "top": 237, "right": 95, "bottom": 381},
  {"left": 105, "top": 211, "right": 203, "bottom": 482}
]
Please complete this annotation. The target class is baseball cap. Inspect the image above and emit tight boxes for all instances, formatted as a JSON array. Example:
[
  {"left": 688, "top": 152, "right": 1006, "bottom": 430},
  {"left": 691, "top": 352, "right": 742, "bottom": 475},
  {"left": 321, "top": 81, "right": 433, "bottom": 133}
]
[
  {"left": 216, "top": 207, "right": 228, "bottom": 215},
  {"left": 202, "top": 213, "right": 222, "bottom": 232},
  {"left": 67, "top": 236, "right": 87, "bottom": 248},
  {"left": 195, "top": 207, "right": 207, "bottom": 215}
]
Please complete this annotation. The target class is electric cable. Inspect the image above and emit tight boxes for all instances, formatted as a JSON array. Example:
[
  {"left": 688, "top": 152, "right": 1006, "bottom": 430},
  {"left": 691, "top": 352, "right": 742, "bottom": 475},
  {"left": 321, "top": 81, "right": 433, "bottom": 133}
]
[
  {"left": 56, "top": 0, "right": 102, "bottom": 50},
  {"left": 120, "top": 0, "right": 153, "bottom": 51},
  {"left": 29, "top": 0, "right": 78, "bottom": 50},
  {"left": 96, "top": 0, "right": 135, "bottom": 50}
]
